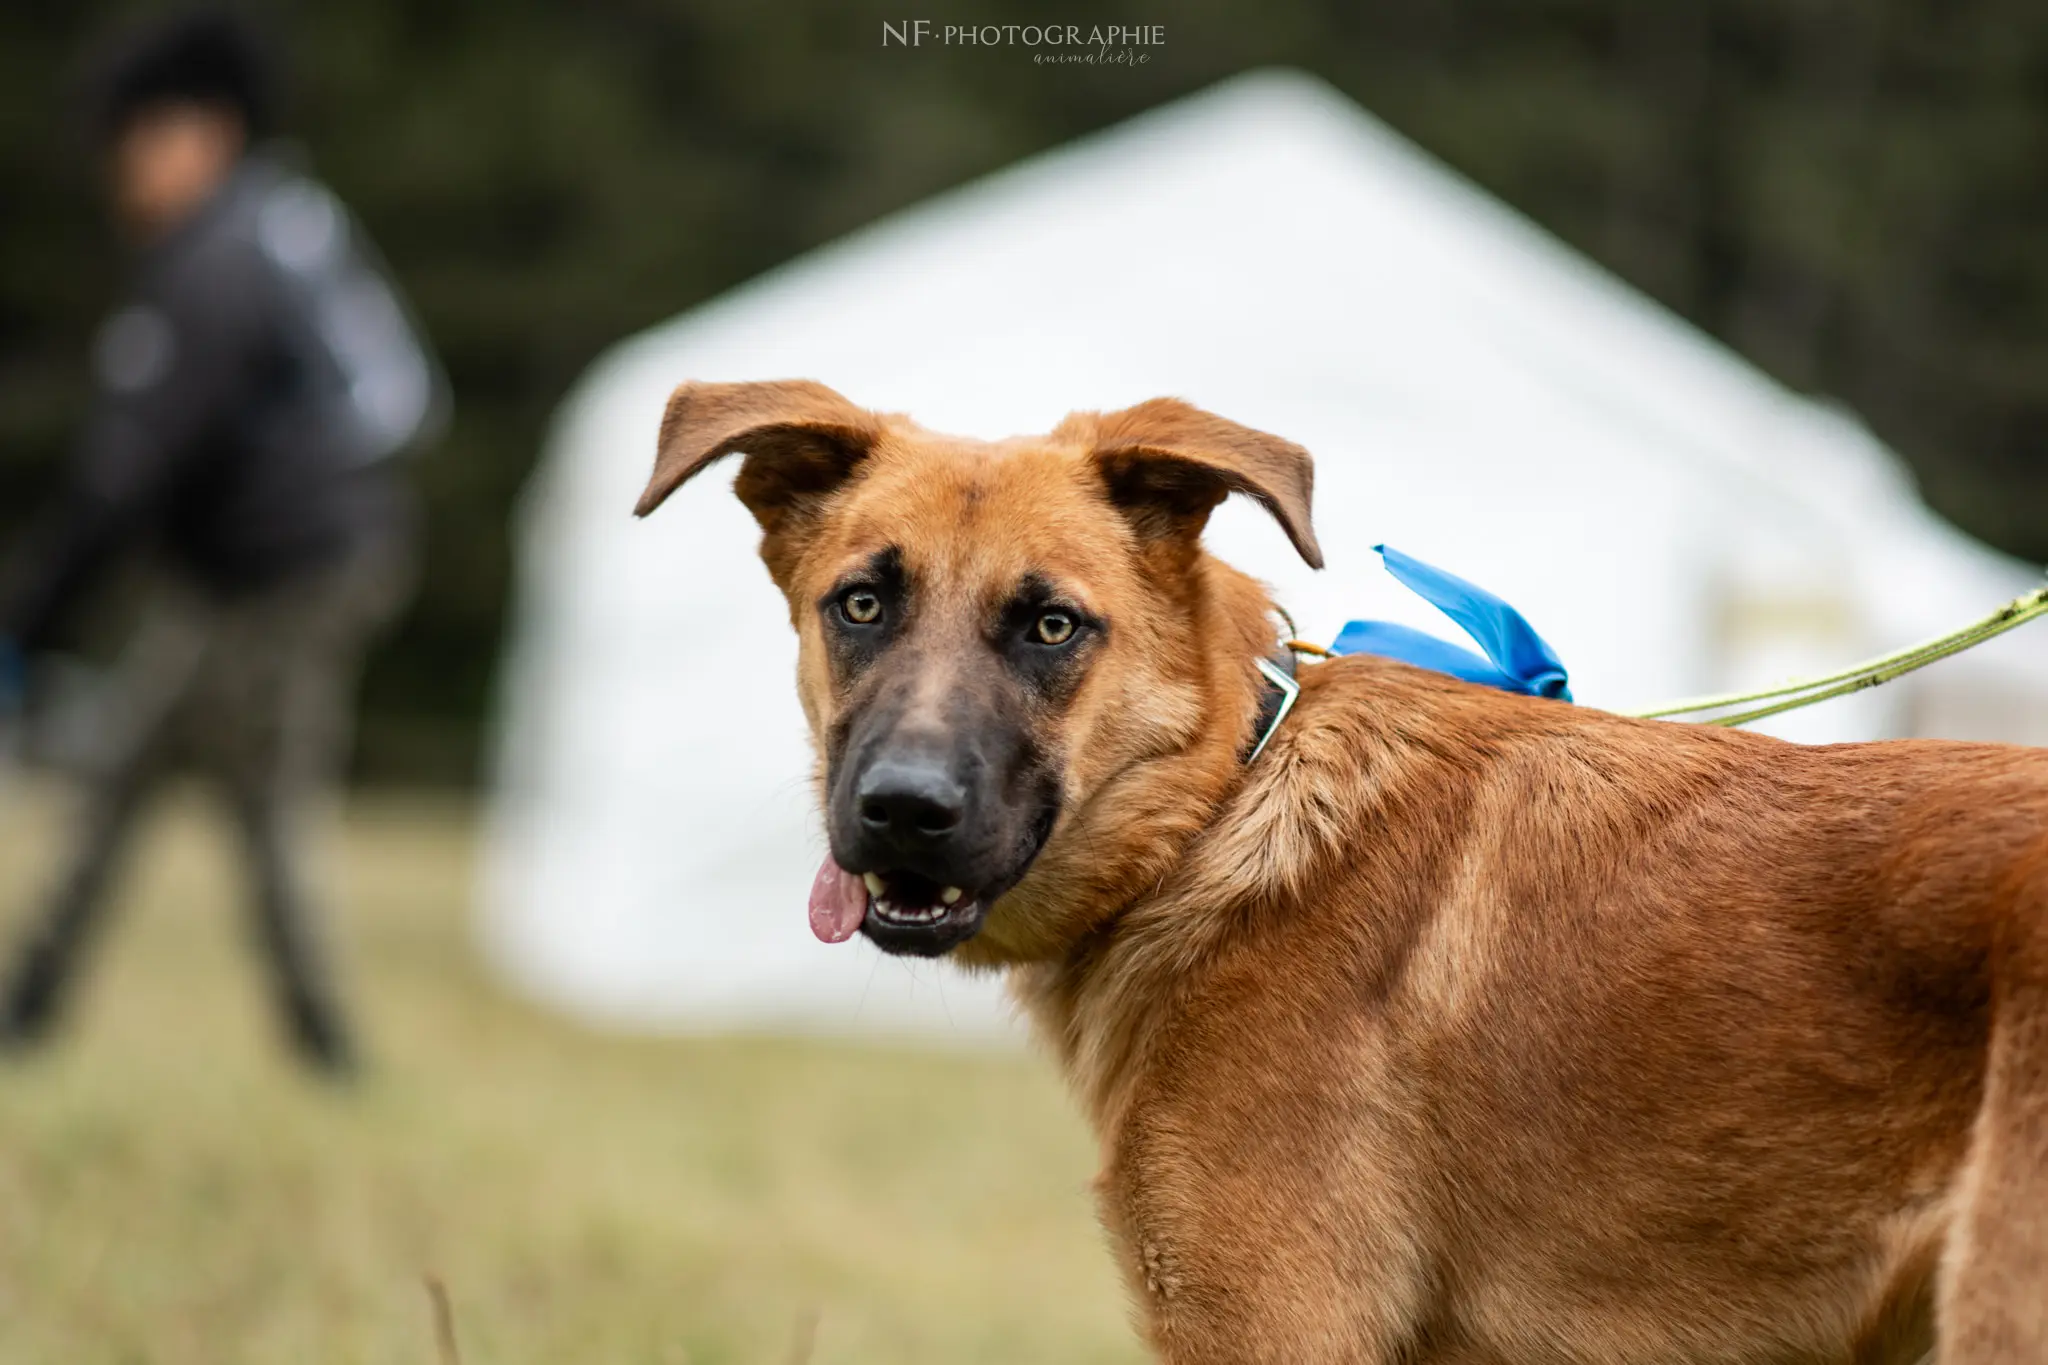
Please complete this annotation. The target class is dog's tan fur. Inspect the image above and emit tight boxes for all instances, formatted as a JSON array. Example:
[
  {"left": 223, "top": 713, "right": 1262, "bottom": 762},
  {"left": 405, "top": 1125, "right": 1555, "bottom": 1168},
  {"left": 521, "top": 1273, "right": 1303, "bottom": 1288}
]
[{"left": 639, "top": 380, "right": 2048, "bottom": 1364}]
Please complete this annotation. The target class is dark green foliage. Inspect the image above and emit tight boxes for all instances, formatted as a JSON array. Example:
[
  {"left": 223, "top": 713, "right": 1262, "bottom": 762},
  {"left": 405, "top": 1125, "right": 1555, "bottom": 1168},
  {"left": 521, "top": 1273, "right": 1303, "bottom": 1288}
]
[{"left": 2, "top": 1, "right": 2042, "bottom": 784}]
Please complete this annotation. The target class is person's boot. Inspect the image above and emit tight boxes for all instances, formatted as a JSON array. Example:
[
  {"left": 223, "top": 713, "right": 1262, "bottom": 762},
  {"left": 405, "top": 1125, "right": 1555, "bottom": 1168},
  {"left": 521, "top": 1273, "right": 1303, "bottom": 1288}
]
[
  {"left": 279, "top": 985, "right": 358, "bottom": 1079},
  {"left": 0, "top": 945, "right": 69, "bottom": 1053}
]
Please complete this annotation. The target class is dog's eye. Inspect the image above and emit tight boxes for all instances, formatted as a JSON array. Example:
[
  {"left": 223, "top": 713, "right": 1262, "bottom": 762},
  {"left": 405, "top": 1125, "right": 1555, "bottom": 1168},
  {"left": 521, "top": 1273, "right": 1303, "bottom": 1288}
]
[
  {"left": 841, "top": 589, "right": 883, "bottom": 625},
  {"left": 1033, "top": 611, "right": 1076, "bottom": 646}
]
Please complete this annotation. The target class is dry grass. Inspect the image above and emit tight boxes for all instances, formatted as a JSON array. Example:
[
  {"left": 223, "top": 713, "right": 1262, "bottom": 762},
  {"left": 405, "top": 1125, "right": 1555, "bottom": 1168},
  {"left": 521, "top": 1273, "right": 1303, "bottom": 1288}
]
[{"left": 0, "top": 782, "right": 1141, "bottom": 1364}]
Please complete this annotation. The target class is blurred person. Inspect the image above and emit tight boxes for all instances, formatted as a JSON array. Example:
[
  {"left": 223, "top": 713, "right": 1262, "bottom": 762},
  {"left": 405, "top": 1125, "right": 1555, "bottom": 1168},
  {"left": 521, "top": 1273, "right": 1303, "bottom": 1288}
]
[{"left": 0, "top": 12, "right": 445, "bottom": 1076}]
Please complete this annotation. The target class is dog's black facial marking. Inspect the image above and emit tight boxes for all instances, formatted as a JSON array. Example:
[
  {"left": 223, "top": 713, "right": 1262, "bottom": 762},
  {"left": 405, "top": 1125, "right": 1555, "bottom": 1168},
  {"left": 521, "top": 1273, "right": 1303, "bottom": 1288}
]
[
  {"left": 817, "top": 566, "right": 1085, "bottom": 958},
  {"left": 996, "top": 571, "right": 1104, "bottom": 704},
  {"left": 817, "top": 545, "right": 907, "bottom": 681}
]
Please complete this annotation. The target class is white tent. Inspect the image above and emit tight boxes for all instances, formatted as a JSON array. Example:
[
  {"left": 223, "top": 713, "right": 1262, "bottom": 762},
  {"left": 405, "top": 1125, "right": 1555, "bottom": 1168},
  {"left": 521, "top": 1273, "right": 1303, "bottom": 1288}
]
[{"left": 482, "top": 70, "right": 2048, "bottom": 1042}]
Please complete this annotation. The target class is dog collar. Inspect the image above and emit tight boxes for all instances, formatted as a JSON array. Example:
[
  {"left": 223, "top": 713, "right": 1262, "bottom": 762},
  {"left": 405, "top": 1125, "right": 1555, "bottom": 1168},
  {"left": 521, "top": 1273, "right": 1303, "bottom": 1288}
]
[{"left": 1244, "top": 652, "right": 1300, "bottom": 764}]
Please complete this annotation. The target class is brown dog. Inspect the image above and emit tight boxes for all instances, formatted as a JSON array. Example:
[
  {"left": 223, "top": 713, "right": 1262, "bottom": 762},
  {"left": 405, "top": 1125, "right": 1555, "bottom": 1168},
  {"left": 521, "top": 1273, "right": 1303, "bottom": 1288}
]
[{"left": 637, "top": 379, "right": 2048, "bottom": 1364}]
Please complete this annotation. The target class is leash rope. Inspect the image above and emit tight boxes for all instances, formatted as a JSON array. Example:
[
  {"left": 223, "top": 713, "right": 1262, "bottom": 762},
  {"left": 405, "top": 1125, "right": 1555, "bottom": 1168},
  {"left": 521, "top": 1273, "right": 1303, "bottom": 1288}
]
[
  {"left": 1281, "top": 583, "right": 2048, "bottom": 731},
  {"left": 1622, "top": 584, "right": 2048, "bottom": 727}
]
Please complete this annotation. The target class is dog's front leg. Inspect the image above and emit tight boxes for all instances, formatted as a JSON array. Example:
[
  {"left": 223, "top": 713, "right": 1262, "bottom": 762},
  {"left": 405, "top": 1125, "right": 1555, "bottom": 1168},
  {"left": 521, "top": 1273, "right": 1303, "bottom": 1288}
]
[{"left": 1098, "top": 1164, "right": 1433, "bottom": 1365}]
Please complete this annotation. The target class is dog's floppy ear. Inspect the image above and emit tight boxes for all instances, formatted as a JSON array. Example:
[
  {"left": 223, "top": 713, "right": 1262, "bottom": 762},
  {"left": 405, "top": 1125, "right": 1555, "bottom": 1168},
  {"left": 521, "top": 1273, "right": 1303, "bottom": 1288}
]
[
  {"left": 635, "top": 379, "right": 884, "bottom": 532},
  {"left": 1075, "top": 397, "right": 1323, "bottom": 569}
]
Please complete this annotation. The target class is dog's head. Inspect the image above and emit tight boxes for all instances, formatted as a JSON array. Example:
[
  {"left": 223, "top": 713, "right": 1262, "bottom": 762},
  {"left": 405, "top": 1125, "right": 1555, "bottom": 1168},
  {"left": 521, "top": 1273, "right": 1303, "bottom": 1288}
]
[{"left": 637, "top": 380, "right": 1320, "bottom": 961}]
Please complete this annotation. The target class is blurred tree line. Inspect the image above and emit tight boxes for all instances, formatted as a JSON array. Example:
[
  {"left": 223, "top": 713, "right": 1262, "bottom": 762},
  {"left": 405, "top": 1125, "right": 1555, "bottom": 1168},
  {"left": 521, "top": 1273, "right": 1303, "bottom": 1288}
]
[{"left": 1, "top": 0, "right": 2042, "bottom": 785}]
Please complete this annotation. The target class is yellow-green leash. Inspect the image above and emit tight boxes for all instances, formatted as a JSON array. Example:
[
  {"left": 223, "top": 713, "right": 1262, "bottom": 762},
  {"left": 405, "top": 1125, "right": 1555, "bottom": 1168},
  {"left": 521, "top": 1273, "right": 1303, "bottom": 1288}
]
[{"left": 1622, "top": 584, "right": 2048, "bottom": 728}]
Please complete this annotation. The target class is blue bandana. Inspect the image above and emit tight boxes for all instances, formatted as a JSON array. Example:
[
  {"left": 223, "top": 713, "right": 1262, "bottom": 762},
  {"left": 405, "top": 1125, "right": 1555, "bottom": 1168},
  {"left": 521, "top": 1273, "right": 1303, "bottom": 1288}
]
[{"left": 1328, "top": 545, "right": 1572, "bottom": 701}]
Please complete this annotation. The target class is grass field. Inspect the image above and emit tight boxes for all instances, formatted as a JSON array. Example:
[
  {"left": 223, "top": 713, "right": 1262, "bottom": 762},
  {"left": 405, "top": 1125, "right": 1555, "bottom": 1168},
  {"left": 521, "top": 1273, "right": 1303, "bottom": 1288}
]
[{"left": 0, "top": 783, "right": 1142, "bottom": 1365}]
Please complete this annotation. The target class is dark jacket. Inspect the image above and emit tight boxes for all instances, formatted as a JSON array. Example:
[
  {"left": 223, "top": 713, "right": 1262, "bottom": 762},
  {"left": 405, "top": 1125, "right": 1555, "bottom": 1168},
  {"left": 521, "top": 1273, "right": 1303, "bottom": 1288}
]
[{"left": 1, "top": 149, "right": 445, "bottom": 651}]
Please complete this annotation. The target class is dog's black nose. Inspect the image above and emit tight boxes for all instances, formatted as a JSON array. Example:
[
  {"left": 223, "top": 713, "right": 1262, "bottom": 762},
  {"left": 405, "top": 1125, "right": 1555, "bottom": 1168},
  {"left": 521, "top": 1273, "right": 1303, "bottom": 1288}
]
[{"left": 856, "top": 758, "right": 966, "bottom": 846}]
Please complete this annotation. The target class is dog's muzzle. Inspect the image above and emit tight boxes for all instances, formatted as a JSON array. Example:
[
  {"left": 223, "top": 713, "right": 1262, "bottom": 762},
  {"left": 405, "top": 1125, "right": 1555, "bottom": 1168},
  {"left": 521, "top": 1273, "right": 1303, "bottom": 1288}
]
[{"left": 823, "top": 730, "right": 1056, "bottom": 956}]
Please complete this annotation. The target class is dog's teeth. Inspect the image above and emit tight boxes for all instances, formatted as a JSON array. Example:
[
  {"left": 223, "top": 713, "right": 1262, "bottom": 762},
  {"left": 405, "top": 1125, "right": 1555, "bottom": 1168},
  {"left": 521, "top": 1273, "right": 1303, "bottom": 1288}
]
[
  {"left": 863, "top": 872, "right": 885, "bottom": 897},
  {"left": 941, "top": 886, "right": 962, "bottom": 905},
  {"left": 871, "top": 892, "right": 961, "bottom": 927}
]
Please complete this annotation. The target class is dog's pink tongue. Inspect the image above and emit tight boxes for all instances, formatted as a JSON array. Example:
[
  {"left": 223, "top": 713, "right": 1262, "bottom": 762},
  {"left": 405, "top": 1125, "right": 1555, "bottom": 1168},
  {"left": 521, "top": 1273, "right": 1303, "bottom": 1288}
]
[{"left": 808, "top": 854, "right": 869, "bottom": 944}]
